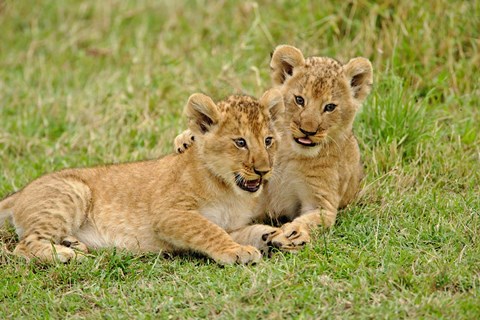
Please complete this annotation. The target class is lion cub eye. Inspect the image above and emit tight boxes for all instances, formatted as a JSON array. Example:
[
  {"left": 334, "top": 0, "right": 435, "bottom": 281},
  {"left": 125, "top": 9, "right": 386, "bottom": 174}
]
[
  {"left": 234, "top": 138, "right": 247, "bottom": 149},
  {"left": 294, "top": 95, "right": 305, "bottom": 107},
  {"left": 324, "top": 103, "right": 337, "bottom": 112},
  {"left": 265, "top": 137, "right": 273, "bottom": 148}
]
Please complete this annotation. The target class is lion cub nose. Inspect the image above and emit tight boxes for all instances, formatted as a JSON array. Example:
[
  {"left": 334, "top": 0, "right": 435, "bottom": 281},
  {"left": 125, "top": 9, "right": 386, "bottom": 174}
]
[
  {"left": 299, "top": 127, "right": 317, "bottom": 136},
  {"left": 254, "top": 168, "right": 270, "bottom": 177}
]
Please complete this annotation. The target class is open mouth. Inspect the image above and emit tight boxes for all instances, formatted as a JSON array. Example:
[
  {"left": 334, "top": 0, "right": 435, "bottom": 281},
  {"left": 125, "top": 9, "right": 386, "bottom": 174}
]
[
  {"left": 234, "top": 174, "right": 262, "bottom": 193},
  {"left": 294, "top": 137, "right": 318, "bottom": 147}
]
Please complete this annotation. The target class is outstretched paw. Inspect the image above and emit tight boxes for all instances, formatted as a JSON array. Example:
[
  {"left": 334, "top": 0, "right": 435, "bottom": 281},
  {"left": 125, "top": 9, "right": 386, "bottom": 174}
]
[
  {"left": 261, "top": 228, "right": 301, "bottom": 253},
  {"left": 281, "top": 222, "right": 310, "bottom": 248},
  {"left": 214, "top": 245, "right": 262, "bottom": 265},
  {"left": 174, "top": 129, "right": 195, "bottom": 154}
]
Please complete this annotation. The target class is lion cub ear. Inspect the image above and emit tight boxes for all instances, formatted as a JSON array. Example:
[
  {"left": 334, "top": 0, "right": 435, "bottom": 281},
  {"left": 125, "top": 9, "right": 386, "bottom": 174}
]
[
  {"left": 343, "top": 58, "right": 373, "bottom": 103},
  {"left": 270, "top": 45, "right": 306, "bottom": 86},
  {"left": 184, "top": 93, "right": 220, "bottom": 135},
  {"left": 260, "top": 88, "right": 285, "bottom": 128}
]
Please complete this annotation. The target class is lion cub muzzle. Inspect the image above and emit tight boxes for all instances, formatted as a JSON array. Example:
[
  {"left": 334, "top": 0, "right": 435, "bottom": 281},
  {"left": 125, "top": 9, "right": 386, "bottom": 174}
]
[
  {"left": 234, "top": 168, "right": 268, "bottom": 193},
  {"left": 293, "top": 127, "right": 318, "bottom": 147},
  {"left": 292, "top": 126, "right": 327, "bottom": 148}
]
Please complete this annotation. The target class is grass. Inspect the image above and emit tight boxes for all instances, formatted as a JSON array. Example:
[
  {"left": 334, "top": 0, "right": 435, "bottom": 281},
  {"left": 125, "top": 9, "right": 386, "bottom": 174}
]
[{"left": 0, "top": 0, "right": 479, "bottom": 318}]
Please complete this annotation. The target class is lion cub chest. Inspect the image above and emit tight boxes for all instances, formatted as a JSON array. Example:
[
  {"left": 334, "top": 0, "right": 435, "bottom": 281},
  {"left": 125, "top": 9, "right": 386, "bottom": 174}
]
[
  {"left": 199, "top": 196, "right": 257, "bottom": 233},
  {"left": 266, "top": 160, "right": 317, "bottom": 220}
]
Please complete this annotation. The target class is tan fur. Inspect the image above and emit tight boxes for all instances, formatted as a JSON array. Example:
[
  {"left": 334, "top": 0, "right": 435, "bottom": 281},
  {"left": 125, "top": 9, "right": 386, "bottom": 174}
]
[
  {"left": 0, "top": 91, "right": 296, "bottom": 264},
  {"left": 265, "top": 45, "right": 373, "bottom": 245},
  {"left": 175, "top": 45, "right": 373, "bottom": 247}
]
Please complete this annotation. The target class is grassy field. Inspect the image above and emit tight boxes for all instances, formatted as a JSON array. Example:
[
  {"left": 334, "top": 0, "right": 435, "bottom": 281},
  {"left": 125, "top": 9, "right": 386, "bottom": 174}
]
[{"left": 1, "top": 0, "right": 479, "bottom": 318}]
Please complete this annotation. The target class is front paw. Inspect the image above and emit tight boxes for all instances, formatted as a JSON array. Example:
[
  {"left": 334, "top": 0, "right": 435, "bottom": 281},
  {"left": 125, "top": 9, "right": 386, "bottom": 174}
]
[
  {"left": 174, "top": 130, "right": 195, "bottom": 153},
  {"left": 281, "top": 222, "right": 310, "bottom": 248},
  {"left": 262, "top": 228, "right": 300, "bottom": 253},
  {"left": 214, "top": 245, "right": 262, "bottom": 265}
]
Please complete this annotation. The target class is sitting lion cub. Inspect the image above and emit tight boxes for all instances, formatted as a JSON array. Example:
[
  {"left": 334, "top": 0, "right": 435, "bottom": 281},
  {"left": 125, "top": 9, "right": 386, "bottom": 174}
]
[
  {"left": 263, "top": 45, "right": 373, "bottom": 245},
  {"left": 175, "top": 45, "right": 373, "bottom": 247},
  {"left": 0, "top": 90, "right": 292, "bottom": 264}
]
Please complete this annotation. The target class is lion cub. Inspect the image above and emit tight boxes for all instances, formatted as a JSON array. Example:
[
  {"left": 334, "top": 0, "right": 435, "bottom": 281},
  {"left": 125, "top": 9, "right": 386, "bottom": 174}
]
[
  {"left": 264, "top": 45, "right": 373, "bottom": 244},
  {"left": 0, "top": 90, "right": 290, "bottom": 264},
  {"left": 175, "top": 46, "right": 373, "bottom": 247}
]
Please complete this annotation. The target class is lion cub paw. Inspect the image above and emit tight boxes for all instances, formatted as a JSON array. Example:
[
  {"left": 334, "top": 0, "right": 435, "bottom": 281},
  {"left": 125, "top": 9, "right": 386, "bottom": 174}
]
[
  {"left": 53, "top": 245, "right": 87, "bottom": 263},
  {"left": 174, "top": 129, "right": 195, "bottom": 153},
  {"left": 261, "top": 228, "right": 299, "bottom": 253},
  {"left": 281, "top": 222, "right": 311, "bottom": 248},
  {"left": 14, "top": 243, "right": 86, "bottom": 263},
  {"left": 61, "top": 236, "right": 89, "bottom": 253},
  {"left": 215, "top": 245, "right": 262, "bottom": 265}
]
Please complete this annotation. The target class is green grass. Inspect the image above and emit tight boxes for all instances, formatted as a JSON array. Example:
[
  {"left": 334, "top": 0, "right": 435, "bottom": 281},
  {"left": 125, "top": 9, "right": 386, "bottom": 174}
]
[{"left": 1, "top": 0, "right": 479, "bottom": 318}]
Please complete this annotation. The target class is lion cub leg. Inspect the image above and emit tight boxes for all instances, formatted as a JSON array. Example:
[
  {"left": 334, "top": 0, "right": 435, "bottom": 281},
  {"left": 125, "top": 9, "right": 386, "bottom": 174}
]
[
  {"left": 229, "top": 225, "right": 300, "bottom": 254},
  {"left": 13, "top": 177, "right": 91, "bottom": 263},
  {"left": 281, "top": 208, "right": 337, "bottom": 247},
  {"left": 154, "top": 210, "right": 262, "bottom": 265}
]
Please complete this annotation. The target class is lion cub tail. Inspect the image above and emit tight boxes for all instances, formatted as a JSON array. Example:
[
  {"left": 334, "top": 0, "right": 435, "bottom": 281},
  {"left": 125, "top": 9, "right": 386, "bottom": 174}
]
[{"left": 0, "top": 192, "right": 18, "bottom": 228}]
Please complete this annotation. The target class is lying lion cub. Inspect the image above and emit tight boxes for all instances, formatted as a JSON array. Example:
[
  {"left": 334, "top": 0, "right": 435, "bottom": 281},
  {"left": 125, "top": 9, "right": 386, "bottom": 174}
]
[{"left": 0, "top": 90, "right": 292, "bottom": 264}]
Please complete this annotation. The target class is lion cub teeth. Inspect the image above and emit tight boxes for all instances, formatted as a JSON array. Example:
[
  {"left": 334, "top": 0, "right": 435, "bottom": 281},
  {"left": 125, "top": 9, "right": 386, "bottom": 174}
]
[{"left": 245, "top": 180, "right": 260, "bottom": 188}]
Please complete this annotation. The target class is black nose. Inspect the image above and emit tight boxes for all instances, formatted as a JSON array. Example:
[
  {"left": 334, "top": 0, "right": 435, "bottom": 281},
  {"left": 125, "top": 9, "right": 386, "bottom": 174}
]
[
  {"left": 299, "top": 128, "right": 317, "bottom": 136},
  {"left": 254, "top": 168, "right": 269, "bottom": 177}
]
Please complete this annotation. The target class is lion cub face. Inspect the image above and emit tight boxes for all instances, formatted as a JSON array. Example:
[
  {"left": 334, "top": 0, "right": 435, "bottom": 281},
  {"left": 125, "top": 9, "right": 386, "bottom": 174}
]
[
  {"left": 270, "top": 45, "right": 373, "bottom": 157},
  {"left": 185, "top": 90, "right": 284, "bottom": 195}
]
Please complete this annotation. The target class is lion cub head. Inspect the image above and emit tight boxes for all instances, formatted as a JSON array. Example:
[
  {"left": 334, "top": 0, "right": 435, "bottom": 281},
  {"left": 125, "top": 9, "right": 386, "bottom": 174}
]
[
  {"left": 270, "top": 45, "right": 373, "bottom": 157},
  {"left": 184, "top": 90, "right": 284, "bottom": 195}
]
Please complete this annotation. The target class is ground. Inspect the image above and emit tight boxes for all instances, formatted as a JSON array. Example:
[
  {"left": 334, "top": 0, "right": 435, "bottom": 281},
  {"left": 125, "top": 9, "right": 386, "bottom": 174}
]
[{"left": 0, "top": 0, "right": 479, "bottom": 318}]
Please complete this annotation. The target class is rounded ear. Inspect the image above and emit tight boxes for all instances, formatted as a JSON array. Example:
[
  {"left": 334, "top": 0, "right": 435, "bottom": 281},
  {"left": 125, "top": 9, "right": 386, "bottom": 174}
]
[
  {"left": 270, "top": 45, "right": 305, "bottom": 86},
  {"left": 184, "top": 93, "right": 220, "bottom": 135},
  {"left": 260, "top": 88, "right": 285, "bottom": 128},
  {"left": 343, "top": 57, "right": 373, "bottom": 103}
]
